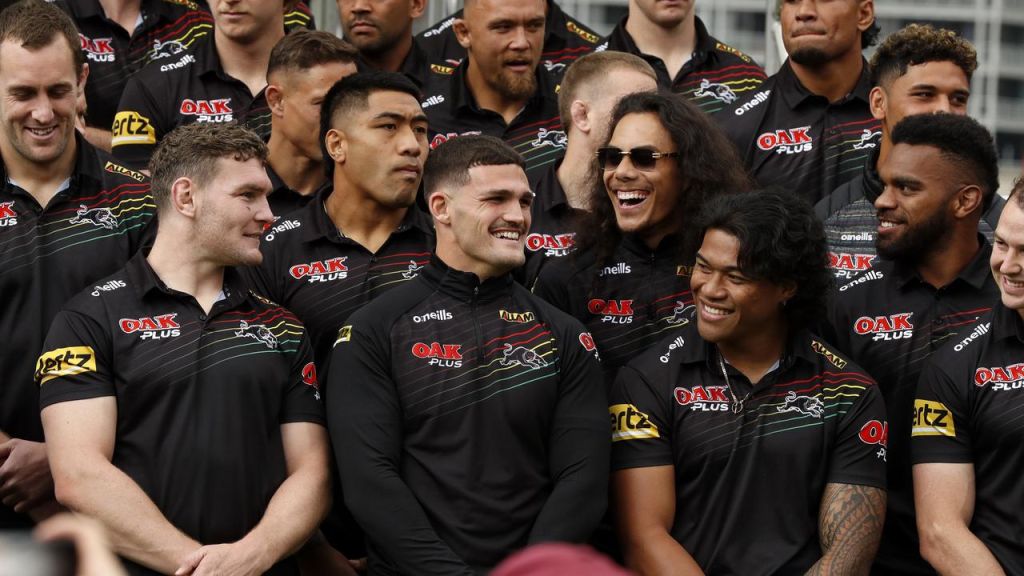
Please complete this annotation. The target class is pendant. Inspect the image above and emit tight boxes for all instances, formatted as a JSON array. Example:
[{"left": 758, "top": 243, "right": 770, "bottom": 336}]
[{"left": 732, "top": 400, "right": 743, "bottom": 414}]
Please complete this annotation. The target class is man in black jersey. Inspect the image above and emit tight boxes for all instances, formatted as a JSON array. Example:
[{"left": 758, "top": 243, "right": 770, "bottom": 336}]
[
  {"left": 816, "top": 24, "right": 1003, "bottom": 281},
  {"left": 328, "top": 135, "right": 608, "bottom": 575},
  {"left": 523, "top": 51, "right": 657, "bottom": 286},
  {"left": 718, "top": 0, "right": 880, "bottom": 203},
  {"left": 825, "top": 113, "right": 1001, "bottom": 575},
  {"left": 534, "top": 91, "right": 749, "bottom": 377},
  {"left": 265, "top": 30, "right": 357, "bottom": 216},
  {"left": 913, "top": 179, "right": 1024, "bottom": 575},
  {"left": 0, "top": 0, "right": 156, "bottom": 530},
  {"left": 337, "top": 0, "right": 430, "bottom": 87},
  {"left": 39, "top": 123, "right": 329, "bottom": 576},
  {"left": 597, "top": 0, "right": 766, "bottom": 116},
  {"left": 613, "top": 189, "right": 886, "bottom": 575}
]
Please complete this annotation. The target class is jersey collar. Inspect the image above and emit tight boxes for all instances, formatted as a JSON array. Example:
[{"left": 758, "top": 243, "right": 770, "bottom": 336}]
[
  {"left": 892, "top": 236, "right": 992, "bottom": 291},
  {"left": 992, "top": 301, "right": 1024, "bottom": 343},
  {"left": 777, "top": 57, "right": 873, "bottom": 110},
  {"left": 419, "top": 254, "right": 514, "bottom": 303},
  {"left": 304, "top": 188, "right": 433, "bottom": 244},
  {"left": 608, "top": 15, "right": 715, "bottom": 69},
  {"left": 451, "top": 59, "right": 554, "bottom": 117},
  {"left": 675, "top": 325, "right": 820, "bottom": 376},
  {"left": 0, "top": 132, "right": 105, "bottom": 198},
  {"left": 533, "top": 157, "right": 571, "bottom": 215},
  {"left": 860, "top": 145, "right": 883, "bottom": 203},
  {"left": 127, "top": 249, "right": 250, "bottom": 309}
]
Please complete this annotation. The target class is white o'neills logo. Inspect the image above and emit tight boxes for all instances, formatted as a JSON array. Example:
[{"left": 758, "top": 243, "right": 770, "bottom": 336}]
[
  {"left": 289, "top": 257, "right": 348, "bottom": 283},
  {"left": 853, "top": 313, "right": 913, "bottom": 341},
  {"left": 954, "top": 322, "right": 989, "bottom": 352},
  {"left": 412, "top": 309, "right": 452, "bottom": 323},
  {"left": 757, "top": 126, "right": 812, "bottom": 155}
]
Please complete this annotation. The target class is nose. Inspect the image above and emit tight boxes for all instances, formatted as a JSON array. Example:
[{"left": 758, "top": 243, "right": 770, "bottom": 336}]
[
  {"left": 874, "top": 183, "right": 897, "bottom": 212},
  {"left": 509, "top": 25, "right": 530, "bottom": 50},
  {"left": 254, "top": 194, "right": 274, "bottom": 227},
  {"left": 397, "top": 124, "right": 424, "bottom": 158},
  {"left": 1000, "top": 247, "right": 1023, "bottom": 275},
  {"left": 700, "top": 272, "right": 727, "bottom": 300},
  {"left": 349, "top": 0, "right": 370, "bottom": 13},
  {"left": 794, "top": 0, "right": 818, "bottom": 21},
  {"left": 610, "top": 154, "right": 639, "bottom": 182},
  {"left": 31, "top": 96, "right": 55, "bottom": 125},
  {"left": 932, "top": 99, "right": 953, "bottom": 114}
]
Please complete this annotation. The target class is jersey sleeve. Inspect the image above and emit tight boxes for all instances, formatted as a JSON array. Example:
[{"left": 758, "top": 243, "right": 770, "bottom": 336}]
[
  {"left": 609, "top": 363, "right": 674, "bottom": 470},
  {"left": 280, "top": 333, "right": 325, "bottom": 426},
  {"left": 37, "top": 309, "right": 115, "bottom": 409},
  {"left": 527, "top": 317, "right": 609, "bottom": 544},
  {"left": 911, "top": 359, "right": 972, "bottom": 464},
  {"left": 827, "top": 380, "right": 887, "bottom": 489},
  {"left": 328, "top": 317, "right": 475, "bottom": 575},
  {"left": 111, "top": 74, "right": 166, "bottom": 170}
]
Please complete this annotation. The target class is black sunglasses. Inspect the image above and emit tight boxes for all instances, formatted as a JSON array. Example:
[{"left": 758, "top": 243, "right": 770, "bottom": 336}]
[{"left": 596, "top": 147, "right": 680, "bottom": 171}]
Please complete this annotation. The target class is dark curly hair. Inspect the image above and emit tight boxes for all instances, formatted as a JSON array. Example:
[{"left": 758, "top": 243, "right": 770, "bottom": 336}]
[
  {"left": 576, "top": 91, "right": 751, "bottom": 266},
  {"left": 695, "top": 188, "right": 832, "bottom": 331},
  {"left": 870, "top": 24, "right": 976, "bottom": 87}
]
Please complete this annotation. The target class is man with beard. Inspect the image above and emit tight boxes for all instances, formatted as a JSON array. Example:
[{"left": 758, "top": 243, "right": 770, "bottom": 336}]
[
  {"left": 329, "top": 135, "right": 608, "bottom": 574},
  {"left": 337, "top": 0, "right": 430, "bottom": 88},
  {"left": 598, "top": 0, "right": 766, "bottom": 117},
  {"left": 523, "top": 51, "right": 657, "bottom": 286},
  {"left": 718, "top": 0, "right": 880, "bottom": 204},
  {"left": 825, "top": 113, "right": 1001, "bottom": 576},
  {"left": 420, "top": 0, "right": 562, "bottom": 180},
  {"left": 264, "top": 30, "right": 358, "bottom": 216},
  {"left": 816, "top": 24, "right": 1004, "bottom": 283}
]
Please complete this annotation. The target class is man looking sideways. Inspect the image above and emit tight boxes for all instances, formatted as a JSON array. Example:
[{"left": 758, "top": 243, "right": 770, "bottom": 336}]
[
  {"left": 612, "top": 188, "right": 887, "bottom": 575},
  {"left": 330, "top": 135, "right": 608, "bottom": 575}
]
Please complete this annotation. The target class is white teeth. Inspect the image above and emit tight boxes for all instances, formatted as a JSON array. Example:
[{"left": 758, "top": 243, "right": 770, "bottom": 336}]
[
  {"left": 616, "top": 191, "right": 649, "bottom": 201},
  {"left": 1005, "top": 278, "right": 1024, "bottom": 288},
  {"left": 703, "top": 304, "right": 731, "bottom": 316},
  {"left": 879, "top": 221, "right": 897, "bottom": 228},
  {"left": 493, "top": 231, "right": 520, "bottom": 240},
  {"left": 28, "top": 127, "right": 55, "bottom": 136}
]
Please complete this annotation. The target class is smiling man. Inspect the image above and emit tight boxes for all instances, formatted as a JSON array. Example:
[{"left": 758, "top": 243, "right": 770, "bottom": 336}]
[
  {"left": 825, "top": 113, "right": 1001, "bottom": 576},
  {"left": 421, "top": 0, "right": 563, "bottom": 180},
  {"left": 611, "top": 188, "right": 886, "bottom": 575},
  {"left": 38, "top": 122, "right": 329, "bottom": 576},
  {"left": 328, "top": 135, "right": 608, "bottom": 575}
]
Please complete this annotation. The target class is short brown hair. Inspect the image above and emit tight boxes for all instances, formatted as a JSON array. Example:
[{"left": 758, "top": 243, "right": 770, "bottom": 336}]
[
  {"left": 0, "top": 0, "right": 84, "bottom": 75},
  {"left": 1009, "top": 176, "right": 1024, "bottom": 209},
  {"left": 557, "top": 51, "right": 656, "bottom": 128},
  {"left": 267, "top": 29, "right": 358, "bottom": 80},
  {"left": 871, "top": 24, "right": 977, "bottom": 88},
  {"left": 149, "top": 123, "right": 267, "bottom": 210},
  {"left": 423, "top": 135, "right": 525, "bottom": 195}
]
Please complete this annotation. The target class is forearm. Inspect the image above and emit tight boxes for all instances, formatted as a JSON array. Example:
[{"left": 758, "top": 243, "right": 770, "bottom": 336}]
[
  {"left": 0, "top": 430, "right": 9, "bottom": 442},
  {"left": 919, "top": 523, "right": 1005, "bottom": 576},
  {"left": 82, "top": 126, "right": 113, "bottom": 152},
  {"left": 240, "top": 460, "right": 331, "bottom": 570},
  {"left": 807, "top": 484, "right": 885, "bottom": 576},
  {"left": 55, "top": 459, "right": 198, "bottom": 573},
  {"left": 527, "top": 439, "right": 609, "bottom": 543},
  {"left": 624, "top": 529, "right": 704, "bottom": 576}
]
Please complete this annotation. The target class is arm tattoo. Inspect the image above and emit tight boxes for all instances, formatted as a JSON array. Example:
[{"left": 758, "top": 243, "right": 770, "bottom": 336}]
[{"left": 806, "top": 483, "right": 886, "bottom": 576}]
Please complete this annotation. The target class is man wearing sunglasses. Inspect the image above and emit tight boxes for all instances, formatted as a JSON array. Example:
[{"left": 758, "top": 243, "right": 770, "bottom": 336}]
[{"left": 534, "top": 91, "right": 749, "bottom": 379}]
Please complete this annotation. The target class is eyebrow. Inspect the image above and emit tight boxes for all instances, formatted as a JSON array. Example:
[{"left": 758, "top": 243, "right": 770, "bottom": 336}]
[
  {"left": 695, "top": 252, "right": 742, "bottom": 273},
  {"left": 479, "top": 189, "right": 536, "bottom": 199},
  {"left": 372, "top": 111, "right": 429, "bottom": 124},
  {"left": 888, "top": 175, "right": 923, "bottom": 189}
]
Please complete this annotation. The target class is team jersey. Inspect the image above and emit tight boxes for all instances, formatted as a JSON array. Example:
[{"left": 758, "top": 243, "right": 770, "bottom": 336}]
[
  {"left": 597, "top": 16, "right": 766, "bottom": 117},
  {"left": 353, "top": 38, "right": 431, "bottom": 89},
  {"left": 823, "top": 241, "right": 998, "bottom": 575},
  {"left": 611, "top": 324, "right": 887, "bottom": 574},
  {"left": 264, "top": 164, "right": 323, "bottom": 218},
  {"left": 532, "top": 235, "right": 694, "bottom": 377},
  {"left": 718, "top": 59, "right": 880, "bottom": 205},
  {"left": 0, "top": 137, "right": 155, "bottom": 528},
  {"left": 415, "top": 0, "right": 600, "bottom": 82},
  {"left": 912, "top": 303, "right": 1024, "bottom": 574},
  {"left": 421, "top": 63, "right": 563, "bottom": 182},
  {"left": 112, "top": 35, "right": 272, "bottom": 169},
  {"left": 522, "top": 158, "right": 583, "bottom": 288},
  {"left": 328, "top": 257, "right": 608, "bottom": 575},
  {"left": 37, "top": 253, "right": 322, "bottom": 576}
]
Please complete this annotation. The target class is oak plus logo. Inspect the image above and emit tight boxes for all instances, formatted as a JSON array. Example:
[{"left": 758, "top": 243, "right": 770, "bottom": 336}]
[
  {"left": 411, "top": 342, "right": 463, "bottom": 367},
  {"left": 79, "top": 34, "right": 114, "bottom": 63},
  {"left": 588, "top": 299, "right": 634, "bottom": 324},
  {"left": 179, "top": 99, "right": 233, "bottom": 123},
  {"left": 829, "top": 252, "right": 874, "bottom": 280},
  {"left": 289, "top": 257, "right": 348, "bottom": 283},
  {"left": 119, "top": 313, "right": 181, "bottom": 340},
  {"left": 0, "top": 201, "right": 17, "bottom": 227},
  {"left": 757, "top": 126, "right": 812, "bottom": 155},
  {"left": 974, "top": 363, "right": 1024, "bottom": 392},
  {"left": 674, "top": 385, "right": 729, "bottom": 412},
  {"left": 578, "top": 332, "right": 600, "bottom": 360},
  {"left": 526, "top": 233, "right": 575, "bottom": 257},
  {"left": 853, "top": 313, "right": 913, "bottom": 341},
  {"left": 859, "top": 419, "right": 888, "bottom": 461},
  {"left": 302, "top": 362, "right": 320, "bottom": 400}
]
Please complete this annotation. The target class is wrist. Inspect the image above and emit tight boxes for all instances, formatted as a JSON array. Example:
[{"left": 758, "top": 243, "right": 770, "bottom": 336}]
[{"left": 238, "top": 533, "right": 275, "bottom": 573}]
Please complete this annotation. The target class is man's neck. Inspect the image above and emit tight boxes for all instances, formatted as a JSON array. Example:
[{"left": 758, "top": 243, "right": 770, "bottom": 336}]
[
  {"left": 147, "top": 228, "right": 226, "bottom": 314},
  {"left": 266, "top": 133, "right": 324, "bottom": 196},
  {"left": 465, "top": 61, "right": 531, "bottom": 125},
  {"left": 98, "top": 0, "right": 141, "bottom": 34},
  {"left": 325, "top": 179, "right": 408, "bottom": 253},
  {"left": 916, "top": 229, "right": 982, "bottom": 289},
  {"left": 877, "top": 132, "right": 892, "bottom": 169},
  {"left": 0, "top": 138, "right": 77, "bottom": 209},
  {"left": 556, "top": 142, "right": 593, "bottom": 210},
  {"left": 360, "top": 35, "right": 414, "bottom": 73},
  {"left": 624, "top": 12, "right": 696, "bottom": 79},
  {"left": 214, "top": 27, "right": 284, "bottom": 96},
  {"left": 717, "top": 324, "right": 788, "bottom": 385},
  {"left": 789, "top": 50, "right": 864, "bottom": 103}
]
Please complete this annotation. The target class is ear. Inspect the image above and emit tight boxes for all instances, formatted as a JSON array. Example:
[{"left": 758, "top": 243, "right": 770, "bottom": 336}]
[
  {"left": 324, "top": 128, "right": 347, "bottom": 165},
  {"left": 869, "top": 86, "right": 886, "bottom": 122},
  {"left": 409, "top": 0, "right": 426, "bottom": 19},
  {"left": 779, "top": 280, "right": 798, "bottom": 305},
  {"left": 952, "top": 184, "right": 984, "bottom": 219},
  {"left": 265, "top": 83, "right": 285, "bottom": 117},
  {"left": 569, "top": 99, "right": 590, "bottom": 135},
  {"left": 857, "top": 0, "right": 875, "bottom": 33},
  {"left": 78, "top": 62, "right": 90, "bottom": 92},
  {"left": 453, "top": 18, "right": 471, "bottom": 49},
  {"left": 170, "top": 176, "right": 197, "bottom": 218},
  {"left": 428, "top": 189, "right": 451, "bottom": 225}
]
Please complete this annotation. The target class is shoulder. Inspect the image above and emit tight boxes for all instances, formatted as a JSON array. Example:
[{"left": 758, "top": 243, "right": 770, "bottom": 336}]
[
  {"left": 709, "top": 39, "right": 761, "bottom": 68},
  {"left": 816, "top": 176, "right": 865, "bottom": 220},
  {"left": 62, "top": 267, "right": 133, "bottom": 322},
  {"left": 346, "top": 277, "right": 429, "bottom": 333}
]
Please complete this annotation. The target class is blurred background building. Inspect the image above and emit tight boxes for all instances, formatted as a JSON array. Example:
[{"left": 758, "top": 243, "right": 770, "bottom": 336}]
[{"left": 315, "top": 0, "right": 1023, "bottom": 188}]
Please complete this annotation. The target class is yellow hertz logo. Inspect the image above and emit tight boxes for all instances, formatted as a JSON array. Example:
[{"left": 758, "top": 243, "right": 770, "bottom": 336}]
[
  {"left": 35, "top": 346, "right": 97, "bottom": 385},
  {"left": 430, "top": 64, "right": 454, "bottom": 75},
  {"left": 610, "top": 403, "right": 660, "bottom": 442},
  {"left": 566, "top": 21, "right": 599, "bottom": 44},
  {"left": 111, "top": 111, "right": 156, "bottom": 146},
  {"left": 715, "top": 42, "right": 752, "bottom": 63},
  {"left": 811, "top": 340, "right": 848, "bottom": 369},
  {"left": 335, "top": 325, "right": 352, "bottom": 346},
  {"left": 912, "top": 399, "right": 956, "bottom": 437},
  {"left": 104, "top": 161, "right": 146, "bottom": 183},
  {"left": 499, "top": 309, "right": 535, "bottom": 323}
]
